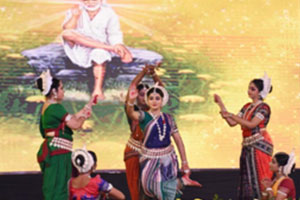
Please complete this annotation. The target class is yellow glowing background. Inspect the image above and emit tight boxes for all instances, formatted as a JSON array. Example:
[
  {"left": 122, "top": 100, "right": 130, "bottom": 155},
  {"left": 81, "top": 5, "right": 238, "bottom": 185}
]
[{"left": 0, "top": 0, "right": 299, "bottom": 171}]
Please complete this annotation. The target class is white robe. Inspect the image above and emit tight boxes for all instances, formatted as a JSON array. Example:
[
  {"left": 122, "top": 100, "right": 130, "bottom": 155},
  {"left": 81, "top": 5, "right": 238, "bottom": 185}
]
[{"left": 62, "top": 5, "right": 123, "bottom": 68}]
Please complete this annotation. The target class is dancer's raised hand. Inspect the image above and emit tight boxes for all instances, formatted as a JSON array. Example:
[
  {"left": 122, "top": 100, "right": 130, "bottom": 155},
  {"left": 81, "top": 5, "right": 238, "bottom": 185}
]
[
  {"left": 180, "top": 163, "right": 202, "bottom": 187},
  {"left": 128, "top": 85, "right": 138, "bottom": 102},
  {"left": 214, "top": 94, "right": 222, "bottom": 105}
]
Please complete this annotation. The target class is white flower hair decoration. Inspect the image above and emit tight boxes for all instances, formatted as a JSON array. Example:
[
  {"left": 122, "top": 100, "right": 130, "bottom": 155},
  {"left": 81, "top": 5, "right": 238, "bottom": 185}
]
[
  {"left": 71, "top": 147, "right": 94, "bottom": 174},
  {"left": 39, "top": 69, "right": 53, "bottom": 96},
  {"left": 283, "top": 149, "right": 296, "bottom": 176},
  {"left": 259, "top": 72, "right": 272, "bottom": 99}
]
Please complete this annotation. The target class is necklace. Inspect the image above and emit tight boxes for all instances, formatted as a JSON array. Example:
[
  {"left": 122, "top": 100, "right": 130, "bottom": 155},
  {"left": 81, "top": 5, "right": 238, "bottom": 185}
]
[
  {"left": 46, "top": 99, "right": 57, "bottom": 104},
  {"left": 150, "top": 112, "right": 167, "bottom": 141}
]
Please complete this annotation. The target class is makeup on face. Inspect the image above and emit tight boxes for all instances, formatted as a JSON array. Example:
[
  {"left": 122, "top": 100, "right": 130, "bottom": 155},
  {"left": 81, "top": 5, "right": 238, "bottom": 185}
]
[
  {"left": 148, "top": 93, "right": 162, "bottom": 108},
  {"left": 249, "top": 86, "right": 257, "bottom": 91}
]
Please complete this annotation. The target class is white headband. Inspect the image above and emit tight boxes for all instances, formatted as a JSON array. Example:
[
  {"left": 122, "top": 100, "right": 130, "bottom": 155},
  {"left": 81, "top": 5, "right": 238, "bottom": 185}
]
[
  {"left": 145, "top": 83, "right": 169, "bottom": 107},
  {"left": 283, "top": 150, "right": 296, "bottom": 176},
  {"left": 72, "top": 148, "right": 94, "bottom": 174},
  {"left": 39, "top": 69, "right": 53, "bottom": 96},
  {"left": 259, "top": 72, "right": 272, "bottom": 99}
]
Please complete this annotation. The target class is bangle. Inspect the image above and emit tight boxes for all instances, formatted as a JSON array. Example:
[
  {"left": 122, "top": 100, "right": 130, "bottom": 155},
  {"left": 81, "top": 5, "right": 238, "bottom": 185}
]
[
  {"left": 127, "top": 102, "right": 134, "bottom": 107},
  {"left": 182, "top": 160, "right": 188, "bottom": 164},
  {"left": 266, "top": 187, "right": 273, "bottom": 192},
  {"left": 262, "top": 192, "right": 268, "bottom": 196},
  {"left": 84, "top": 105, "right": 91, "bottom": 109},
  {"left": 230, "top": 113, "right": 233, "bottom": 117},
  {"left": 151, "top": 73, "right": 156, "bottom": 77}
]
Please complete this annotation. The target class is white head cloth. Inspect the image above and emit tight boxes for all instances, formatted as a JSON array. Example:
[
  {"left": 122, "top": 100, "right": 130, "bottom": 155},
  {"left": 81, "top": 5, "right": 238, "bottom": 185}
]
[
  {"left": 259, "top": 72, "right": 272, "bottom": 99},
  {"left": 72, "top": 148, "right": 94, "bottom": 173},
  {"left": 39, "top": 69, "right": 53, "bottom": 96},
  {"left": 283, "top": 150, "right": 296, "bottom": 176},
  {"left": 145, "top": 82, "right": 169, "bottom": 107}
]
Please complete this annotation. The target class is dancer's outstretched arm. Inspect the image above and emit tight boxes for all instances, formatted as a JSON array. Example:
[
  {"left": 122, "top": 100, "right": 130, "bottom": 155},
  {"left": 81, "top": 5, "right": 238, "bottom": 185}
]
[
  {"left": 66, "top": 98, "right": 94, "bottom": 129},
  {"left": 222, "top": 112, "right": 262, "bottom": 129}
]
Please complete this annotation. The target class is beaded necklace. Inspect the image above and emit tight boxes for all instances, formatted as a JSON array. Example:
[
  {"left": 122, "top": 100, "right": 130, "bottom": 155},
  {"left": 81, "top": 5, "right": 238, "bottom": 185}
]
[{"left": 150, "top": 112, "right": 167, "bottom": 141}]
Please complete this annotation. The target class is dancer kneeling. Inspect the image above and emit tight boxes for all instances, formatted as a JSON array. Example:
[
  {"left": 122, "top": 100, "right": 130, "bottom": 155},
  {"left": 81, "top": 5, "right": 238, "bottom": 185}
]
[
  {"left": 126, "top": 83, "right": 201, "bottom": 200},
  {"left": 261, "top": 151, "right": 296, "bottom": 200},
  {"left": 69, "top": 148, "right": 125, "bottom": 200}
]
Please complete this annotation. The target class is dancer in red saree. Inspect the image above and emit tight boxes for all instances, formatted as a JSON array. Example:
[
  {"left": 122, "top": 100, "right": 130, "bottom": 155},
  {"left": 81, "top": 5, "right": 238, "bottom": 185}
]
[{"left": 214, "top": 73, "right": 273, "bottom": 199}]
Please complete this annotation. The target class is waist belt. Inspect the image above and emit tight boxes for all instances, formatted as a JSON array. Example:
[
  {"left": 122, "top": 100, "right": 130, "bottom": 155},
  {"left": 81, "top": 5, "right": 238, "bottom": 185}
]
[
  {"left": 141, "top": 145, "right": 174, "bottom": 158},
  {"left": 127, "top": 137, "right": 142, "bottom": 152},
  {"left": 242, "top": 133, "right": 264, "bottom": 147},
  {"left": 50, "top": 137, "right": 73, "bottom": 151}
]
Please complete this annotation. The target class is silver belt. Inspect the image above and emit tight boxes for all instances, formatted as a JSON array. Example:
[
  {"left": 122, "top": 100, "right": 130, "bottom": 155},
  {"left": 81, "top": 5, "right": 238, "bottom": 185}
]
[{"left": 242, "top": 133, "right": 264, "bottom": 146}]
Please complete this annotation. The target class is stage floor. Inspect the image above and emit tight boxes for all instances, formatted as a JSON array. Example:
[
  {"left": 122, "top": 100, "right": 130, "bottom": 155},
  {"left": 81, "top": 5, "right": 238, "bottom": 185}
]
[{"left": 0, "top": 169, "right": 299, "bottom": 199}]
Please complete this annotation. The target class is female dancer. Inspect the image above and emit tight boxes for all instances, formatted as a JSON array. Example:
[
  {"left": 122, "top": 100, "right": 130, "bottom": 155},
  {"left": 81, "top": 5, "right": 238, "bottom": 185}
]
[
  {"left": 126, "top": 83, "right": 201, "bottom": 200},
  {"left": 261, "top": 151, "right": 296, "bottom": 200},
  {"left": 214, "top": 73, "right": 273, "bottom": 199},
  {"left": 36, "top": 70, "right": 92, "bottom": 200},
  {"left": 69, "top": 148, "right": 125, "bottom": 200},
  {"left": 124, "top": 64, "right": 164, "bottom": 200}
]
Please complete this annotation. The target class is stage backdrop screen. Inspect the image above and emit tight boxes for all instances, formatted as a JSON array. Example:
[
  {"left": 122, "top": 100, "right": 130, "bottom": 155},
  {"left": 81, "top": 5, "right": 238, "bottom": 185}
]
[{"left": 0, "top": 0, "right": 299, "bottom": 172}]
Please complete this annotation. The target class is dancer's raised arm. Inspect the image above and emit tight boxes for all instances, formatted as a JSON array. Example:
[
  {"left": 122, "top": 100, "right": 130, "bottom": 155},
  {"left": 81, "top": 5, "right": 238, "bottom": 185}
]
[
  {"left": 147, "top": 63, "right": 164, "bottom": 87},
  {"left": 126, "top": 86, "right": 140, "bottom": 121},
  {"left": 214, "top": 94, "right": 237, "bottom": 126}
]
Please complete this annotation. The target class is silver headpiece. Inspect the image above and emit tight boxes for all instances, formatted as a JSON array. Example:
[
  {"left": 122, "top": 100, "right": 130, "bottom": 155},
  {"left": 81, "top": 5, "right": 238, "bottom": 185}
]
[
  {"left": 259, "top": 72, "right": 272, "bottom": 99},
  {"left": 283, "top": 150, "right": 296, "bottom": 176},
  {"left": 145, "top": 82, "right": 169, "bottom": 107},
  {"left": 38, "top": 69, "right": 53, "bottom": 96},
  {"left": 72, "top": 148, "right": 94, "bottom": 174}
]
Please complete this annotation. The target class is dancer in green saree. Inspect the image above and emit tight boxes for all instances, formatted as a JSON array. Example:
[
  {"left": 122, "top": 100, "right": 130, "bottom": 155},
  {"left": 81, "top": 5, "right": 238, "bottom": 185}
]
[{"left": 36, "top": 69, "right": 92, "bottom": 200}]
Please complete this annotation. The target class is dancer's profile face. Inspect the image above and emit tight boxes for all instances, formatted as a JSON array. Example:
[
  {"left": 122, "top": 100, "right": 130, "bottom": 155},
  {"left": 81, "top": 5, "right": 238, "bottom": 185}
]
[
  {"left": 147, "top": 93, "right": 162, "bottom": 110},
  {"left": 269, "top": 157, "right": 279, "bottom": 172},
  {"left": 56, "top": 81, "right": 64, "bottom": 101},
  {"left": 137, "top": 88, "right": 147, "bottom": 106},
  {"left": 247, "top": 82, "right": 259, "bottom": 100}
]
